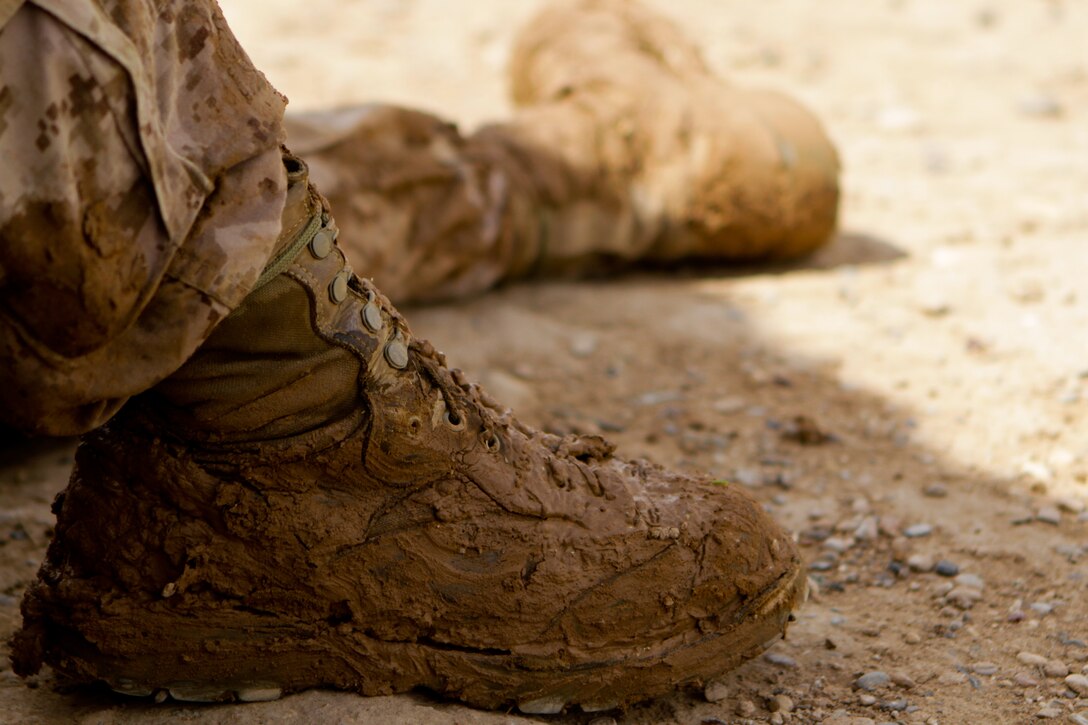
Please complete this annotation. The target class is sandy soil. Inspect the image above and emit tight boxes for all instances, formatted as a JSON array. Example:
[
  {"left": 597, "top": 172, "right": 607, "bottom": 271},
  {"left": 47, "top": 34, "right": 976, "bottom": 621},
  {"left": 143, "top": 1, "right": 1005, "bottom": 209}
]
[{"left": 3, "top": 0, "right": 1088, "bottom": 723}]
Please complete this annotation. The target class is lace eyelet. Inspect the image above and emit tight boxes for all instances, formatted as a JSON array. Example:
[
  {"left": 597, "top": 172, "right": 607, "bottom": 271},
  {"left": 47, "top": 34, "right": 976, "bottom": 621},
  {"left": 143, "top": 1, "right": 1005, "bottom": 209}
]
[
  {"left": 444, "top": 410, "right": 464, "bottom": 429},
  {"left": 484, "top": 433, "right": 501, "bottom": 452}
]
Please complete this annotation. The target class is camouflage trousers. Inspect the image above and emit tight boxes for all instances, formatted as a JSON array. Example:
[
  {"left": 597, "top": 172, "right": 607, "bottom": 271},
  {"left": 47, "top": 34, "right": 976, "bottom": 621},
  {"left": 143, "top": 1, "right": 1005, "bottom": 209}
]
[
  {"left": 0, "top": 0, "right": 288, "bottom": 435},
  {"left": 0, "top": 0, "right": 840, "bottom": 435}
]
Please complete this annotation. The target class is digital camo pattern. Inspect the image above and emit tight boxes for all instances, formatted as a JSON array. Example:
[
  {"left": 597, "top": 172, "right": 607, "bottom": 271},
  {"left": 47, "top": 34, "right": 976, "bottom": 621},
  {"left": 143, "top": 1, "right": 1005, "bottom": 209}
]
[{"left": 0, "top": 0, "right": 288, "bottom": 434}]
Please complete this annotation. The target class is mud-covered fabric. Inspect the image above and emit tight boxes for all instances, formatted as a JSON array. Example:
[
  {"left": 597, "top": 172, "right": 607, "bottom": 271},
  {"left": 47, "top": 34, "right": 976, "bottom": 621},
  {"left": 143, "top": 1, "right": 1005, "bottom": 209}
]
[{"left": 0, "top": 0, "right": 288, "bottom": 435}]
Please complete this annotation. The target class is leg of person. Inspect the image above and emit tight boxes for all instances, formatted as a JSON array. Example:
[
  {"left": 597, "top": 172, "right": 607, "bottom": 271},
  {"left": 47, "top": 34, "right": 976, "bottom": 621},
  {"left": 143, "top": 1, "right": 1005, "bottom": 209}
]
[
  {"left": 6, "top": 0, "right": 806, "bottom": 712},
  {"left": 14, "top": 153, "right": 807, "bottom": 711},
  {"left": 287, "top": 0, "right": 840, "bottom": 305},
  {"left": 0, "top": 0, "right": 288, "bottom": 435}
]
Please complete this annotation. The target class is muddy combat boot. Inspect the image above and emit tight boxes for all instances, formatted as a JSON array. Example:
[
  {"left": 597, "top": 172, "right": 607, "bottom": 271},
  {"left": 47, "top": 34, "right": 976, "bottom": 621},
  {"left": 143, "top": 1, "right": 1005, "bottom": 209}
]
[
  {"left": 12, "top": 158, "right": 806, "bottom": 712},
  {"left": 287, "top": 0, "right": 839, "bottom": 304}
]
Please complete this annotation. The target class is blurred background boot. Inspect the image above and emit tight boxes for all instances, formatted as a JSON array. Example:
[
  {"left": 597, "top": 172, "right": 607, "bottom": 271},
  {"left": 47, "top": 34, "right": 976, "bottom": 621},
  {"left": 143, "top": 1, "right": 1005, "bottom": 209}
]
[{"left": 286, "top": 0, "right": 840, "bottom": 304}]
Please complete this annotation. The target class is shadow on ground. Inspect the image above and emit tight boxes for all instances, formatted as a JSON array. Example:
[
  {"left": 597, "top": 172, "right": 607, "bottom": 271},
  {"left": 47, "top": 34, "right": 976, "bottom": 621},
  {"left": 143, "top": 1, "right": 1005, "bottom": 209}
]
[{"left": 1, "top": 230, "right": 1083, "bottom": 724}]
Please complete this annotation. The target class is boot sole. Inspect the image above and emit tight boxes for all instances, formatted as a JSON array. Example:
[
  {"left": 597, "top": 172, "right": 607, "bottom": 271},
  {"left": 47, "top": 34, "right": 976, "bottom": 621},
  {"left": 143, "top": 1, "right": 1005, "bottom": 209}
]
[{"left": 76, "top": 562, "right": 806, "bottom": 713}]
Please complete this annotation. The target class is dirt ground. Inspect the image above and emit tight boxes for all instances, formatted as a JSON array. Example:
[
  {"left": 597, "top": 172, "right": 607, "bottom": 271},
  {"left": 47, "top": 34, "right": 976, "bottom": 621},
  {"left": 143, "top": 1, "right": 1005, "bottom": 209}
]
[{"left": 3, "top": 0, "right": 1088, "bottom": 723}]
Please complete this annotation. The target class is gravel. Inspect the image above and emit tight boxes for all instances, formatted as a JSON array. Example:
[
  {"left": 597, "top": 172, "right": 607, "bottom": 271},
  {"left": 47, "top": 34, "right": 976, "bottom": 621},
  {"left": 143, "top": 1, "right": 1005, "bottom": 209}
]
[
  {"left": 934, "top": 560, "right": 960, "bottom": 577},
  {"left": 954, "top": 573, "right": 984, "bottom": 590},
  {"left": 1066, "top": 673, "right": 1088, "bottom": 695},
  {"left": 855, "top": 671, "right": 891, "bottom": 691},
  {"left": 1036, "top": 506, "right": 1062, "bottom": 525},
  {"left": 1013, "top": 672, "right": 1039, "bottom": 687},
  {"left": 765, "top": 651, "right": 799, "bottom": 668},
  {"left": 891, "top": 672, "right": 916, "bottom": 688},
  {"left": 1017, "top": 651, "right": 1048, "bottom": 667},
  {"left": 1043, "top": 660, "right": 1069, "bottom": 678},
  {"left": 704, "top": 680, "right": 729, "bottom": 703},
  {"left": 769, "top": 694, "right": 794, "bottom": 713},
  {"left": 1056, "top": 497, "right": 1086, "bottom": 514},
  {"left": 946, "top": 587, "right": 983, "bottom": 609},
  {"left": 907, "top": 554, "right": 935, "bottom": 572},
  {"left": 903, "top": 523, "right": 934, "bottom": 538}
]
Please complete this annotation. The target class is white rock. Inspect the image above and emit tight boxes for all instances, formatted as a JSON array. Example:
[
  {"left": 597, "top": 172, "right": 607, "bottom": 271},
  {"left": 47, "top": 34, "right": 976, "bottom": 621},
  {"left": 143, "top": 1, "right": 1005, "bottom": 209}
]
[
  {"left": 704, "top": 680, "right": 730, "bottom": 703},
  {"left": 946, "top": 586, "right": 983, "bottom": 609},
  {"left": 1017, "top": 651, "right": 1048, "bottom": 667},
  {"left": 903, "top": 523, "right": 933, "bottom": 538},
  {"left": 1043, "top": 660, "right": 1069, "bottom": 678},
  {"left": 568, "top": 332, "right": 599, "bottom": 358},
  {"left": 854, "top": 516, "right": 879, "bottom": 541},
  {"left": 1065, "top": 673, "right": 1088, "bottom": 694},
  {"left": 908, "top": 554, "right": 935, "bottom": 572},
  {"left": 1037, "top": 506, "right": 1062, "bottom": 525},
  {"left": 1056, "top": 497, "right": 1086, "bottom": 514},
  {"left": 954, "top": 573, "right": 985, "bottom": 590},
  {"left": 518, "top": 695, "right": 566, "bottom": 714}
]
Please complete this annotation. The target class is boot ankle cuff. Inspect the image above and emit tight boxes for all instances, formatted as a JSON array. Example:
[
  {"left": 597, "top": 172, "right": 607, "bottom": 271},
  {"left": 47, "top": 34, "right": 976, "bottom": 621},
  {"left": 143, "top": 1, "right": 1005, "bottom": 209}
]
[{"left": 251, "top": 153, "right": 327, "bottom": 293}]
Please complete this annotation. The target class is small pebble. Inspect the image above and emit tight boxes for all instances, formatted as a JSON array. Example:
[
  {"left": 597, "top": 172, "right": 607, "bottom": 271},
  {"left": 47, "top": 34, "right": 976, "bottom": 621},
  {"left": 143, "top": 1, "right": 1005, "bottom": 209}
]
[
  {"left": 879, "top": 516, "right": 902, "bottom": 537},
  {"left": 1014, "top": 672, "right": 1039, "bottom": 687},
  {"left": 568, "top": 333, "right": 599, "bottom": 358},
  {"left": 770, "top": 694, "right": 794, "bottom": 713},
  {"left": 946, "top": 587, "right": 983, "bottom": 609},
  {"left": 1011, "top": 509, "right": 1036, "bottom": 525},
  {"left": 891, "top": 672, "right": 916, "bottom": 689},
  {"left": 1056, "top": 497, "right": 1086, "bottom": 514},
  {"left": 924, "top": 483, "right": 948, "bottom": 498},
  {"left": 825, "top": 536, "right": 855, "bottom": 553},
  {"left": 736, "top": 699, "right": 757, "bottom": 717},
  {"left": 858, "top": 693, "right": 877, "bottom": 706},
  {"left": 1069, "top": 712, "right": 1088, "bottom": 725},
  {"left": 854, "top": 516, "right": 879, "bottom": 541},
  {"left": 1065, "top": 673, "right": 1088, "bottom": 695},
  {"left": 937, "top": 671, "right": 968, "bottom": 685},
  {"left": 935, "top": 560, "right": 960, "bottom": 577},
  {"left": 907, "top": 554, "right": 935, "bottom": 572},
  {"left": 856, "top": 671, "right": 891, "bottom": 691},
  {"left": 954, "top": 573, "right": 984, "bottom": 590},
  {"left": 972, "top": 662, "right": 999, "bottom": 676},
  {"left": 588, "top": 718, "right": 617, "bottom": 725},
  {"left": 735, "top": 468, "right": 763, "bottom": 487},
  {"left": 904, "top": 632, "right": 922, "bottom": 645},
  {"left": 1018, "top": 652, "right": 1048, "bottom": 667},
  {"left": 1035, "top": 706, "right": 1062, "bottom": 719},
  {"left": 704, "top": 680, "right": 730, "bottom": 703},
  {"left": 1044, "top": 660, "right": 1069, "bottom": 678},
  {"left": 765, "top": 652, "right": 799, "bottom": 668},
  {"left": 1037, "top": 507, "right": 1062, "bottom": 525},
  {"left": 903, "top": 523, "right": 933, "bottom": 538}
]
